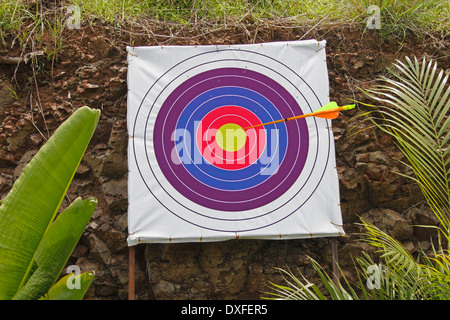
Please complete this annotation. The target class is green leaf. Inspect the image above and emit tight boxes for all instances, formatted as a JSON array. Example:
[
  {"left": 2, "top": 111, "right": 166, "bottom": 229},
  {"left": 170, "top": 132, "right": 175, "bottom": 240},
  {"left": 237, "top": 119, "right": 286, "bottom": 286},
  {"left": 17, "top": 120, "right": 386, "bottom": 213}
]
[
  {"left": 364, "top": 57, "right": 450, "bottom": 232},
  {"left": 0, "top": 106, "right": 100, "bottom": 299},
  {"left": 40, "top": 271, "right": 95, "bottom": 300},
  {"left": 13, "top": 197, "right": 97, "bottom": 300}
]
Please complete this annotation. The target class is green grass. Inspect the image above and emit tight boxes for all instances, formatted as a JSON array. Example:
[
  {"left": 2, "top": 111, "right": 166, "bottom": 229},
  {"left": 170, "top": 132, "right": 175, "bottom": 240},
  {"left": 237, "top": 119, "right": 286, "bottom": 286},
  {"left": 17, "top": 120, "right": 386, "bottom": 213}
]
[
  {"left": 68, "top": 0, "right": 450, "bottom": 30},
  {"left": 67, "top": 0, "right": 449, "bottom": 34},
  {"left": 0, "top": 0, "right": 448, "bottom": 51},
  {"left": 0, "top": 1, "right": 65, "bottom": 55},
  {"left": 360, "top": 0, "right": 450, "bottom": 37}
]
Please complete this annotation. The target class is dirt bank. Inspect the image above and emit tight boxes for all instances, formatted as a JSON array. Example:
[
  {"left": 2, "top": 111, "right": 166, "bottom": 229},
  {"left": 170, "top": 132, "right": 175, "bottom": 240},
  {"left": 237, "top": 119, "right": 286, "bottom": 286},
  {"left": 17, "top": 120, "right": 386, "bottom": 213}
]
[{"left": 0, "top": 20, "right": 448, "bottom": 299}]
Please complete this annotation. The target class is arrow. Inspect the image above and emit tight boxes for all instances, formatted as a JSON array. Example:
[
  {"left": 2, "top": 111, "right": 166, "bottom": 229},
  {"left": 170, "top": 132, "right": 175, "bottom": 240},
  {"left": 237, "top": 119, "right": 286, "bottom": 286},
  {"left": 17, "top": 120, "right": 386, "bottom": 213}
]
[{"left": 243, "top": 102, "right": 355, "bottom": 130}]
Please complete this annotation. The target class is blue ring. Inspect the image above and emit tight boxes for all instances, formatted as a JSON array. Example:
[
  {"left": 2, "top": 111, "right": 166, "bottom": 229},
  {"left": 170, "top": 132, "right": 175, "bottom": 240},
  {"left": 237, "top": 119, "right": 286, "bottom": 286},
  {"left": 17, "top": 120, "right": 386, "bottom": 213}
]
[{"left": 175, "top": 86, "right": 288, "bottom": 191}]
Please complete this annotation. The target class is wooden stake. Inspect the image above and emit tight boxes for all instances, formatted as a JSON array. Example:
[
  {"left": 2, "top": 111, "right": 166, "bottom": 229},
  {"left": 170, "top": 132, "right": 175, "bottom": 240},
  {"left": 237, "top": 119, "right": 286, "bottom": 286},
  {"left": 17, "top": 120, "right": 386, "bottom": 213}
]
[
  {"left": 331, "top": 238, "right": 339, "bottom": 286},
  {"left": 129, "top": 245, "right": 136, "bottom": 300}
]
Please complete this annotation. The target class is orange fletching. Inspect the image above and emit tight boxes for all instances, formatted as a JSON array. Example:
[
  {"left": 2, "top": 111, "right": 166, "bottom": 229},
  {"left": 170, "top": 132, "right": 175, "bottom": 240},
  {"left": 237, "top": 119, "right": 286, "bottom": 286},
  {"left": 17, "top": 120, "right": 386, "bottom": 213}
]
[{"left": 314, "top": 110, "right": 340, "bottom": 119}]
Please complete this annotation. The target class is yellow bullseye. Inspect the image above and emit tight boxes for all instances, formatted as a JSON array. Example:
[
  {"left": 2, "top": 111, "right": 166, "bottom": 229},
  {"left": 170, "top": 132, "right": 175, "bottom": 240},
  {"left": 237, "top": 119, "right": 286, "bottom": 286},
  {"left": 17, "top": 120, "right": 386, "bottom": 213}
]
[{"left": 216, "top": 123, "right": 247, "bottom": 152}]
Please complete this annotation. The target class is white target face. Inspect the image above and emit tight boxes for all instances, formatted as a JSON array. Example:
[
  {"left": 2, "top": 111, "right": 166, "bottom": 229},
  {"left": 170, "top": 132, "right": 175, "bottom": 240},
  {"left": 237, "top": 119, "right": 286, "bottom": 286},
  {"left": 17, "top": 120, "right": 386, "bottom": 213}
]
[{"left": 127, "top": 41, "right": 344, "bottom": 244}]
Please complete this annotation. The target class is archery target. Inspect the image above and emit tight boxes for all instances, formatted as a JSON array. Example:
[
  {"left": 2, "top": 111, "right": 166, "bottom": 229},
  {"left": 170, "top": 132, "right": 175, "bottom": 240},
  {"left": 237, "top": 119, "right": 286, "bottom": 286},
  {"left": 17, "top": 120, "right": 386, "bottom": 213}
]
[{"left": 127, "top": 41, "right": 344, "bottom": 244}]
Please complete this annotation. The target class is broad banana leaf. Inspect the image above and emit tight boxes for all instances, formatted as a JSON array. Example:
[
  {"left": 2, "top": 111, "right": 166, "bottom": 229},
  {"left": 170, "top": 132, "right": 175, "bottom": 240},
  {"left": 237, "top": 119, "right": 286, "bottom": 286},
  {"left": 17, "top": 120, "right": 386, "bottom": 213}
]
[
  {"left": 13, "top": 197, "right": 97, "bottom": 300},
  {"left": 0, "top": 106, "right": 100, "bottom": 299},
  {"left": 40, "top": 271, "right": 95, "bottom": 300}
]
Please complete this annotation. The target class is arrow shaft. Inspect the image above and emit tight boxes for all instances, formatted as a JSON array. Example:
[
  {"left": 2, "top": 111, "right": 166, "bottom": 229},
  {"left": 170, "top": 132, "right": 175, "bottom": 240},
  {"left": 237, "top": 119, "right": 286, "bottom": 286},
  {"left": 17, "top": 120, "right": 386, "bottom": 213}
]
[
  {"left": 244, "top": 106, "right": 346, "bottom": 130},
  {"left": 245, "top": 114, "right": 308, "bottom": 129}
]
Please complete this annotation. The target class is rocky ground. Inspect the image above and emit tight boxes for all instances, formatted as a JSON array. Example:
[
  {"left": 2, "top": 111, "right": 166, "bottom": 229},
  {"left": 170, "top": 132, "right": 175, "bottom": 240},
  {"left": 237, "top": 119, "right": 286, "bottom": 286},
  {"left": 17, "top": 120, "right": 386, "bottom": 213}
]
[{"left": 0, "top": 20, "right": 448, "bottom": 299}]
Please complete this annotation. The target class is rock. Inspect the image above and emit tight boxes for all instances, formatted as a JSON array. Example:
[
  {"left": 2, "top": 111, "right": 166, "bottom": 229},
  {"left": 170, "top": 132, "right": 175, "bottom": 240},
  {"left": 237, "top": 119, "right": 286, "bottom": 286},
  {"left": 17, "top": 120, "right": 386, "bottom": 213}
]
[
  {"left": 101, "top": 119, "right": 127, "bottom": 179},
  {"left": 153, "top": 280, "right": 176, "bottom": 298},
  {"left": 392, "top": 219, "right": 413, "bottom": 240},
  {"left": 353, "top": 60, "right": 364, "bottom": 70},
  {"left": 101, "top": 176, "right": 128, "bottom": 212},
  {"left": 29, "top": 133, "right": 43, "bottom": 146},
  {"left": 113, "top": 213, "right": 128, "bottom": 232},
  {"left": 0, "top": 173, "right": 12, "bottom": 196},
  {"left": 76, "top": 63, "right": 99, "bottom": 79},
  {"left": 368, "top": 151, "right": 391, "bottom": 165},
  {"left": 82, "top": 82, "right": 100, "bottom": 89},
  {"left": 339, "top": 175, "right": 371, "bottom": 222},
  {"left": 76, "top": 256, "right": 101, "bottom": 274},
  {"left": 6, "top": 119, "right": 34, "bottom": 152},
  {"left": 87, "top": 233, "right": 112, "bottom": 265},
  {"left": 0, "top": 133, "right": 6, "bottom": 144},
  {"left": 340, "top": 241, "right": 375, "bottom": 266},
  {"left": 94, "top": 217, "right": 128, "bottom": 253},
  {"left": 13, "top": 150, "right": 37, "bottom": 181},
  {"left": 0, "top": 80, "right": 15, "bottom": 123},
  {"left": 407, "top": 206, "right": 441, "bottom": 240},
  {"left": 360, "top": 208, "right": 413, "bottom": 240},
  {"left": 365, "top": 162, "right": 385, "bottom": 180},
  {"left": 0, "top": 150, "right": 15, "bottom": 166},
  {"left": 71, "top": 243, "right": 89, "bottom": 258},
  {"left": 95, "top": 280, "right": 118, "bottom": 297},
  {"left": 355, "top": 161, "right": 368, "bottom": 174},
  {"left": 75, "top": 164, "right": 91, "bottom": 178}
]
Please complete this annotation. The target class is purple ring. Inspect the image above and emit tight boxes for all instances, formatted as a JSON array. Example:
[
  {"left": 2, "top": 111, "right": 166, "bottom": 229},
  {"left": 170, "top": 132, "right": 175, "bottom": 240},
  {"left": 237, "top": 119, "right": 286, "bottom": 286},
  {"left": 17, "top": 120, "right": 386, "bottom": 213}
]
[{"left": 152, "top": 68, "right": 309, "bottom": 211}]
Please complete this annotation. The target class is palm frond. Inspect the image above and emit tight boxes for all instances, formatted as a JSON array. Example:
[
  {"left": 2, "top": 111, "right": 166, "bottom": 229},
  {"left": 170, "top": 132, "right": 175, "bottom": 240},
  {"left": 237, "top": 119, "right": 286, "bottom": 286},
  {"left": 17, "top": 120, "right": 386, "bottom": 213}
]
[
  {"left": 262, "top": 266, "right": 325, "bottom": 300},
  {"left": 363, "top": 56, "right": 450, "bottom": 231},
  {"left": 262, "top": 258, "right": 358, "bottom": 300},
  {"left": 359, "top": 220, "right": 425, "bottom": 299}
]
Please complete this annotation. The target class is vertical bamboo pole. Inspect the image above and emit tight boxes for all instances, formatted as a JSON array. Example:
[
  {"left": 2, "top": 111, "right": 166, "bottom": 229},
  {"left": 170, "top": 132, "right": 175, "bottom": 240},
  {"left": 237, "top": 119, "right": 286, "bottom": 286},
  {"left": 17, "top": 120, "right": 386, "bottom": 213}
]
[{"left": 129, "top": 245, "right": 136, "bottom": 300}]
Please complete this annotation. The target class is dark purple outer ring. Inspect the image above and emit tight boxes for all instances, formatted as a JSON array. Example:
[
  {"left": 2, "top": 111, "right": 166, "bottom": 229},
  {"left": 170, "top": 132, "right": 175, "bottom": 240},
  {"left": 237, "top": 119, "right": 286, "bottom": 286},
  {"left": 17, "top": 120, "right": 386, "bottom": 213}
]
[{"left": 152, "top": 68, "right": 309, "bottom": 211}]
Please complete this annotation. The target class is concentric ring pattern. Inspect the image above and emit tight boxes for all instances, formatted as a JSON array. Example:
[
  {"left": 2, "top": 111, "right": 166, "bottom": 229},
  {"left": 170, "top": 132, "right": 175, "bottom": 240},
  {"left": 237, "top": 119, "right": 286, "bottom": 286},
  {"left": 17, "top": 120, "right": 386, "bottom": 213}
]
[{"left": 154, "top": 67, "right": 308, "bottom": 211}]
